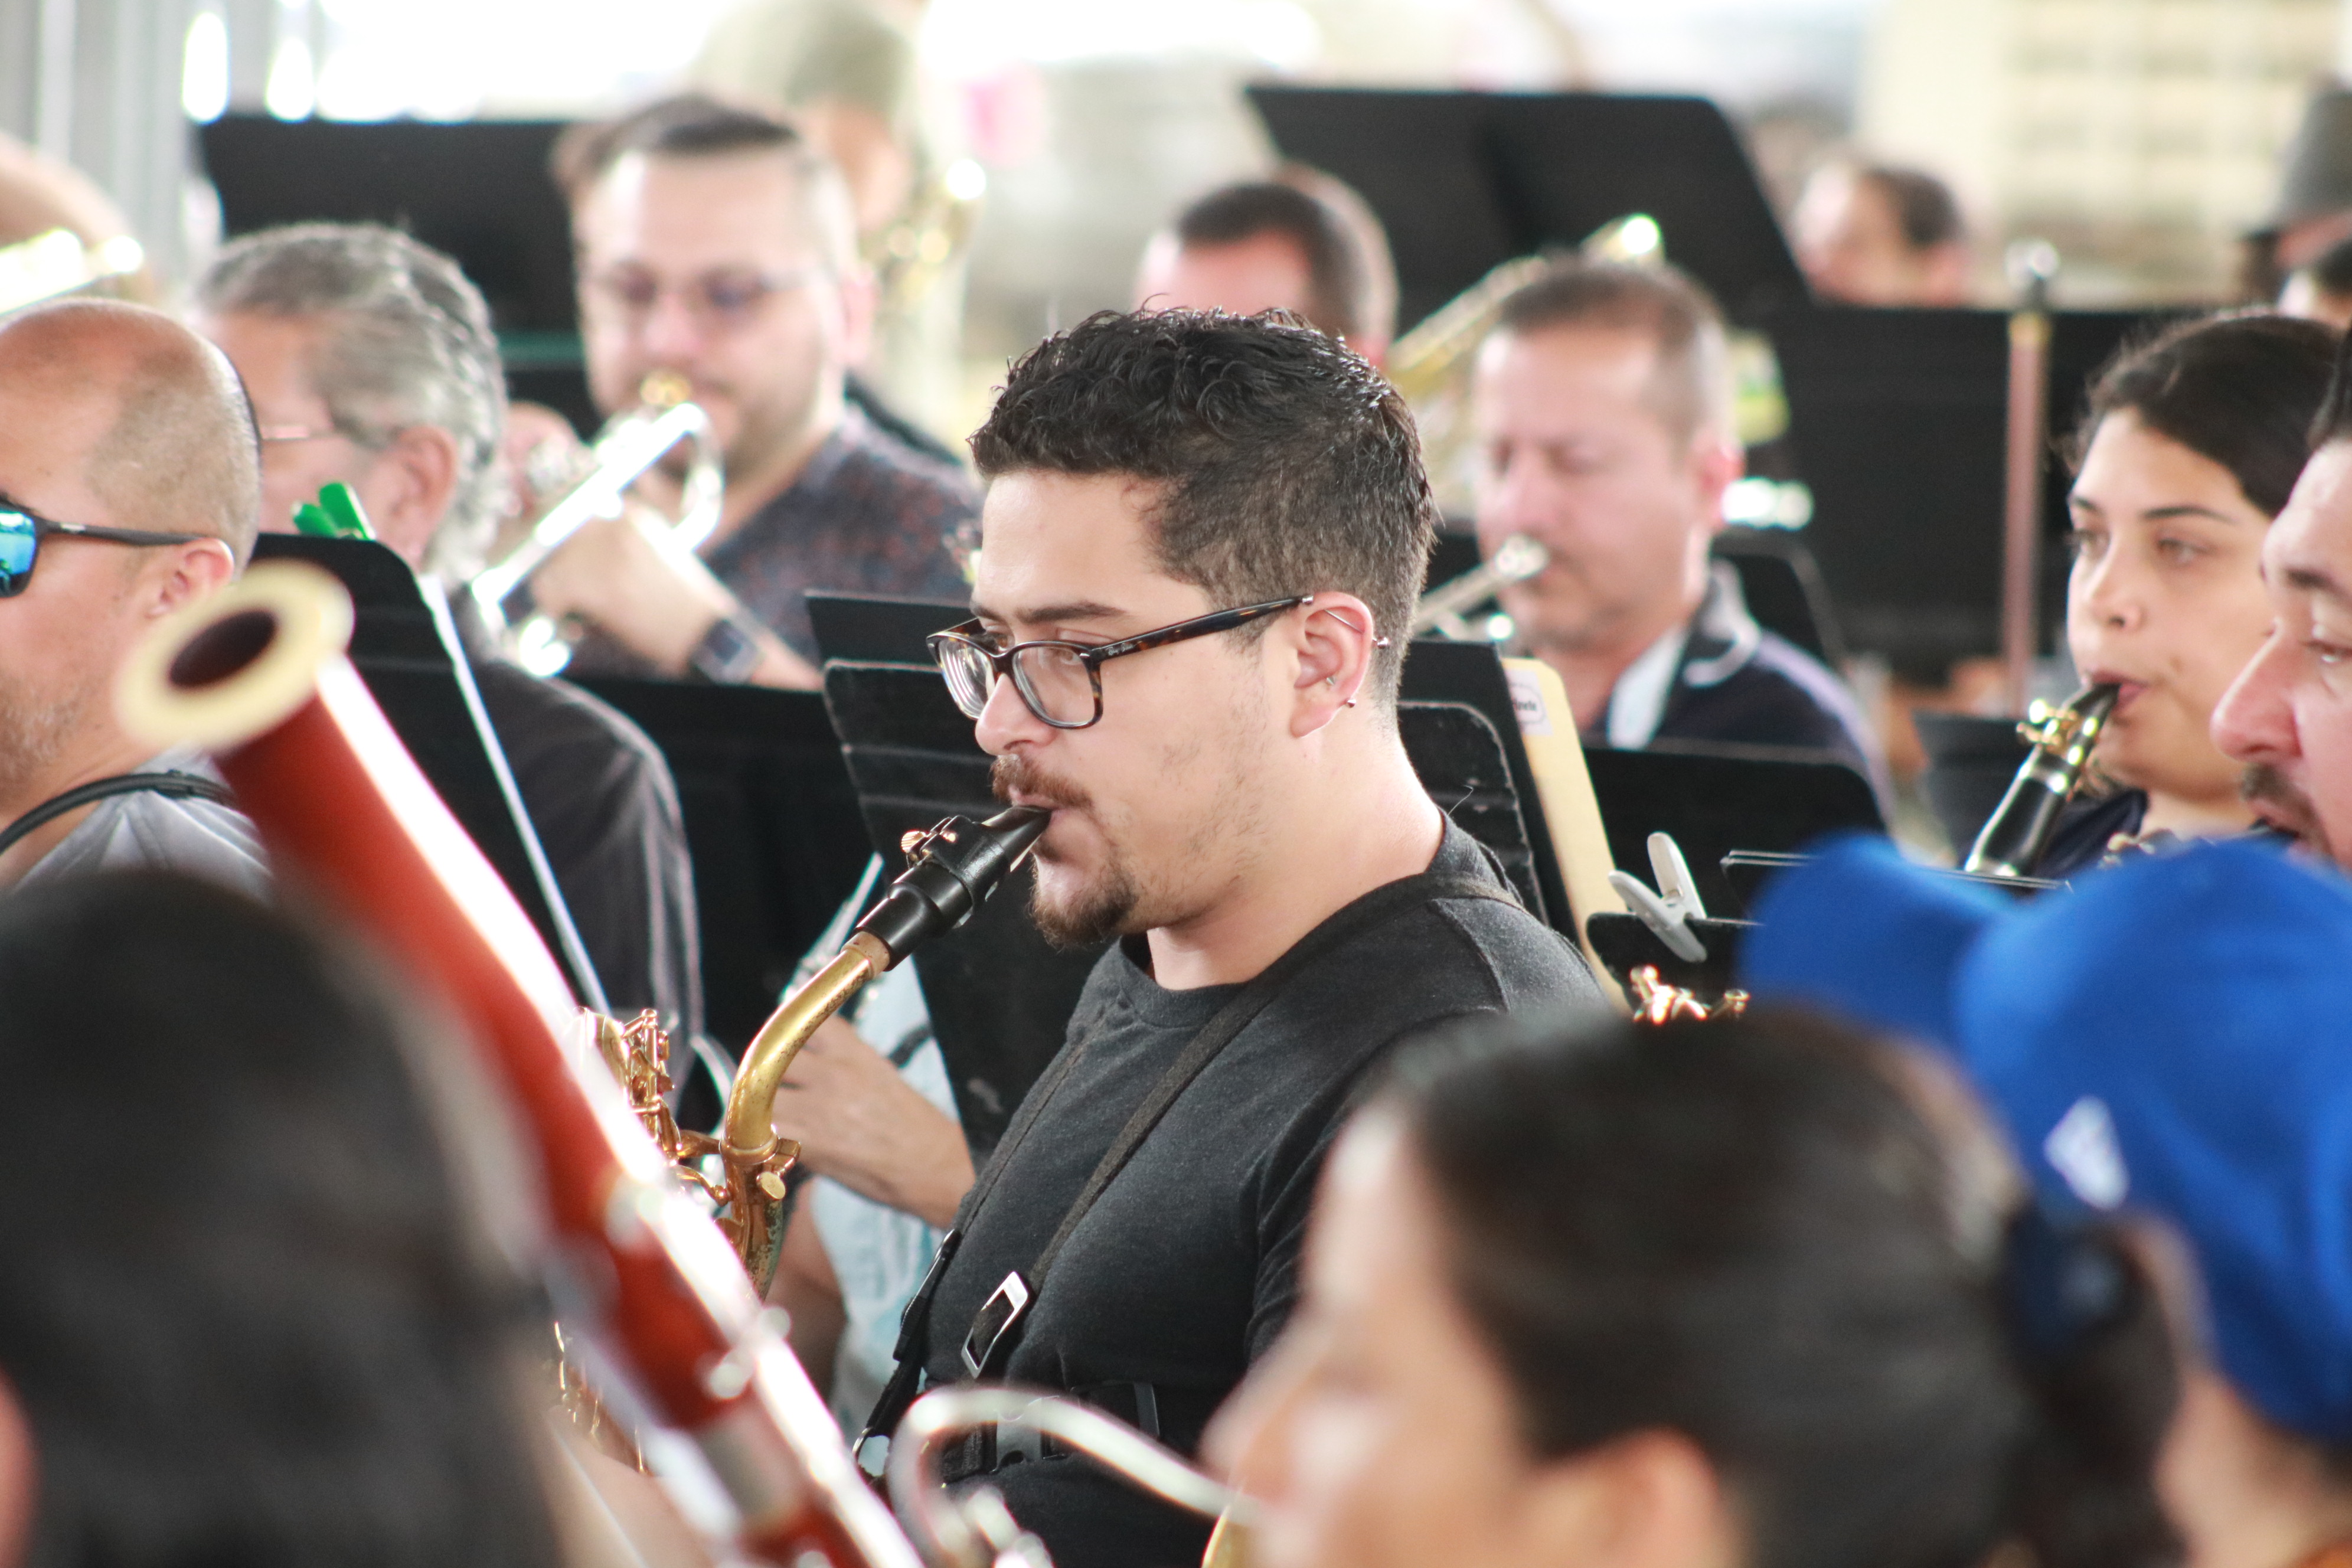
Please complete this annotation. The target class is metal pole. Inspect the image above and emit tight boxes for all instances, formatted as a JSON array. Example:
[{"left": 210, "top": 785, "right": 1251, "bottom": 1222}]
[
  {"left": 1999, "top": 239, "right": 2058, "bottom": 716},
  {"left": 34, "top": 0, "right": 77, "bottom": 160}
]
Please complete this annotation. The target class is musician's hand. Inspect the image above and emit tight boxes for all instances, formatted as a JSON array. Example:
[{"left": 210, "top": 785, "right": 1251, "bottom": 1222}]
[
  {"left": 770, "top": 1014, "right": 974, "bottom": 1230},
  {"left": 528, "top": 508, "right": 820, "bottom": 688},
  {"left": 503, "top": 401, "right": 587, "bottom": 520}
]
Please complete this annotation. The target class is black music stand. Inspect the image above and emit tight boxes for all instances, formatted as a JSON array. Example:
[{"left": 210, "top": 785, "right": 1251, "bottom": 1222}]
[
  {"left": 1768, "top": 305, "right": 2179, "bottom": 666},
  {"left": 198, "top": 116, "right": 597, "bottom": 431},
  {"left": 1583, "top": 743, "right": 1885, "bottom": 920},
  {"left": 821, "top": 659, "right": 1560, "bottom": 1147},
  {"left": 808, "top": 590, "right": 969, "bottom": 667},
  {"left": 567, "top": 678, "right": 874, "bottom": 1059},
  {"left": 251, "top": 535, "right": 602, "bottom": 1005},
  {"left": 1246, "top": 87, "right": 1806, "bottom": 332}
]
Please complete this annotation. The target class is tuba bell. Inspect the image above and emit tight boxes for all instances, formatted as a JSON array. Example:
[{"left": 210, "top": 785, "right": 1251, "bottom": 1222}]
[{"left": 470, "top": 370, "right": 724, "bottom": 675}]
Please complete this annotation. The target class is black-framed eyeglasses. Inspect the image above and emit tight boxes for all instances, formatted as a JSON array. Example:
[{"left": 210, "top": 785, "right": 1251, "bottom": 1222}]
[
  {"left": 582, "top": 265, "right": 819, "bottom": 328},
  {"left": 929, "top": 596, "right": 1314, "bottom": 729},
  {"left": 0, "top": 498, "right": 207, "bottom": 598}
]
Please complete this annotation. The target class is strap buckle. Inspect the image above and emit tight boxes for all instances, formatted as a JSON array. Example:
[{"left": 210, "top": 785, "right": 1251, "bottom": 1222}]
[{"left": 961, "top": 1270, "right": 1031, "bottom": 1379}]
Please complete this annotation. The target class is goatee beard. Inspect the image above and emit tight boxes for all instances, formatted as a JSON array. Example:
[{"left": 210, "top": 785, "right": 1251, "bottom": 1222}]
[{"left": 992, "top": 752, "right": 1134, "bottom": 950}]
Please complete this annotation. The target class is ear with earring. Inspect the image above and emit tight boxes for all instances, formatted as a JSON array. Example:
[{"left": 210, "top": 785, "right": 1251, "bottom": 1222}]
[{"left": 1321, "top": 609, "right": 1386, "bottom": 708}]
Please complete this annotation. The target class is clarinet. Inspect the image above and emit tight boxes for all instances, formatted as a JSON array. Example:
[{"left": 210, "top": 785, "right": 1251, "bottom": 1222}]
[{"left": 1962, "top": 682, "right": 2121, "bottom": 879}]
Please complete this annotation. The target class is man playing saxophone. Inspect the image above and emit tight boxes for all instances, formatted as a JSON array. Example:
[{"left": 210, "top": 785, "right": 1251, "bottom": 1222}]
[
  {"left": 884, "top": 308, "right": 1607, "bottom": 1568},
  {"left": 2215, "top": 322, "right": 2352, "bottom": 872}
]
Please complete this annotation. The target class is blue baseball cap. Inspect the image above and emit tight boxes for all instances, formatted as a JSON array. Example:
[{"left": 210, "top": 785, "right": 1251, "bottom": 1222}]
[
  {"left": 1739, "top": 833, "right": 2008, "bottom": 1050},
  {"left": 1738, "top": 837, "right": 2352, "bottom": 1444}
]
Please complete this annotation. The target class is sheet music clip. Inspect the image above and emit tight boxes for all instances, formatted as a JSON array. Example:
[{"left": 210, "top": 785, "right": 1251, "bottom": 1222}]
[{"left": 1608, "top": 832, "right": 1710, "bottom": 963}]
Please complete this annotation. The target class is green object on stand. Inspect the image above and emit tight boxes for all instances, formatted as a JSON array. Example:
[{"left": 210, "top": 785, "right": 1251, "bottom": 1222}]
[{"left": 292, "top": 481, "right": 374, "bottom": 541}]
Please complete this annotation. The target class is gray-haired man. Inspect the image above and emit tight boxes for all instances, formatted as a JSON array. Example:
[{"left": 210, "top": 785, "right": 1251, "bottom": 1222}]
[{"left": 192, "top": 221, "right": 702, "bottom": 1043}]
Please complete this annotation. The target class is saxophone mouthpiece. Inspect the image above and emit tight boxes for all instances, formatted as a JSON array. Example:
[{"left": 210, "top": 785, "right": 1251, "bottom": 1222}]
[{"left": 858, "top": 805, "right": 1050, "bottom": 965}]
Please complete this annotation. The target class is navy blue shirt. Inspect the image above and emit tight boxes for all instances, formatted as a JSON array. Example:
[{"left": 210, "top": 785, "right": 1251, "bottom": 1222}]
[{"left": 1585, "top": 564, "right": 1890, "bottom": 809}]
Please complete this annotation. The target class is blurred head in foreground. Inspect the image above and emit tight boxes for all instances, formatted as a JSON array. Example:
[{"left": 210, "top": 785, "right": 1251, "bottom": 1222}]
[
  {"left": 0, "top": 871, "right": 560, "bottom": 1568},
  {"left": 1744, "top": 835, "right": 2352, "bottom": 1568},
  {"left": 1210, "top": 1007, "right": 2179, "bottom": 1568}
]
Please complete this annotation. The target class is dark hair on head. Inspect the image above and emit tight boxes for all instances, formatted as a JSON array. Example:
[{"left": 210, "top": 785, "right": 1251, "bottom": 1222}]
[
  {"left": 1170, "top": 168, "right": 1398, "bottom": 348},
  {"left": 2072, "top": 312, "right": 2338, "bottom": 518},
  {"left": 1490, "top": 258, "right": 1732, "bottom": 446},
  {"left": 969, "top": 308, "right": 1436, "bottom": 700},
  {"left": 553, "top": 92, "right": 854, "bottom": 272},
  {"left": 1378, "top": 1007, "right": 2180, "bottom": 1568},
  {"left": 1855, "top": 164, "right": 1967, "bottom": 251},
  {"left": 0, "top": 872, "right": 561, "bottom": 1568},
  {"left": 2312, "top": 311, "right": 2352, "bottom": 450}
]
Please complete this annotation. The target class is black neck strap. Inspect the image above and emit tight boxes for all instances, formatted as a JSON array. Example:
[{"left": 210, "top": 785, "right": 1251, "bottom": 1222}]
[
  {"left": 859, "top": 865, "right": 1515, "bottom": 1456},
  {"left": 0, "top": 772, "right": 235, "bottom": 862}
]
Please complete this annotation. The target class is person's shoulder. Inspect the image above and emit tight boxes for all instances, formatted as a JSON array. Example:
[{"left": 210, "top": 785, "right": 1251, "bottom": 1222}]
[
  {"left": 1671, "top": 633, "right": 1873, "bottom": 760},
  {"left": 828, "top": 407, "right": 981, "bottom": 518},
  {"left": 37, "top": 790, "right": 270, "bottom": 901},
  {"left": 1278, "top": 853, "right": 1603, "bottom": 1035},
  {"left": 471, "top": 659, "right": 675, "bottom": 793}
]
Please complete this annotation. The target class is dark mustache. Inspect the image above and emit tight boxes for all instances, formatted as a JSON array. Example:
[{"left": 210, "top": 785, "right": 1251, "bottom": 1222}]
[
  {"left": 992, "top": 753, "right": 1092, "bottom": 813},
  {"left": 2241, "top": 763, "right": 2321, "bottom": 837}
]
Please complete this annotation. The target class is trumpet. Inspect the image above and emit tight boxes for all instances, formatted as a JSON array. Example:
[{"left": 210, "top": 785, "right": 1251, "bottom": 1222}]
[
  {"left": 471, "top": 370, "right": 723, "bottom": 676},
  {"left": 1412, "top": 534, "right": 1549, "bottom": 640}
]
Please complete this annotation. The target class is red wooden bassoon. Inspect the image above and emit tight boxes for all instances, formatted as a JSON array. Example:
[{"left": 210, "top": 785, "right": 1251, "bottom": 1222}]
[{"left": 115, "top": 558, "right": 920, "bottom": 1568}]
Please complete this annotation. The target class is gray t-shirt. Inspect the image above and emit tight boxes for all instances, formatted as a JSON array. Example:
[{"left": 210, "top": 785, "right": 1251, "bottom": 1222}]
[
  {"left": 17, "top": 748, "right": 269, "bottom": 900},
  {"left": 921, "top": 819, "right": 1608, "bottom": 1568}
]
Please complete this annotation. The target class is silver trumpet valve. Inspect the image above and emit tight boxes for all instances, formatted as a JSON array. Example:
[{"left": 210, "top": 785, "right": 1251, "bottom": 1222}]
[
  {"left": 1412, "top": 534, "right": 1548, "bottom": 641},
  {"left": 469, "top": 371, "right": 724, "bottom": 675}
]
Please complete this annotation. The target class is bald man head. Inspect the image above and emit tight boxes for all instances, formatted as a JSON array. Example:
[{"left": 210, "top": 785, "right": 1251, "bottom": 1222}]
[
  {"left": 0, "top": 300, "right": 250, "bottom": 878},
  {"left": 0, "top": 300, "right": 260, "bottom": 561}
]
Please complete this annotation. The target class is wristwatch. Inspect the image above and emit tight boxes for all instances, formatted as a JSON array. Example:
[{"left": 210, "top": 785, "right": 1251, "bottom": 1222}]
[{"left": 688, "top": 610, "right": 765, "bottom": 685}]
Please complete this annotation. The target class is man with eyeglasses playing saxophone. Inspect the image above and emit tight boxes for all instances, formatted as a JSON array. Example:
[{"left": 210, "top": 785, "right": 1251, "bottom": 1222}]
[
  {"left": 527, "top": 92, "right": 976, "bottom": 688},
  {"left": 0, "top": 299, "right": 264, "bottom": 891},
  {"left": 869, "top": 308, "right": 1607, "bottom": 1568}
]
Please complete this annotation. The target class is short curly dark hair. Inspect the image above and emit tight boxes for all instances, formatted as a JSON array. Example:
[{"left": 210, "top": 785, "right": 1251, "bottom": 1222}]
[{"left": 969, "top": 308, "right": 1437, "bottom": 701}]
